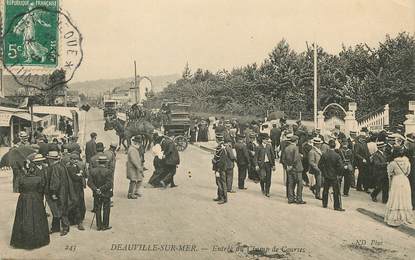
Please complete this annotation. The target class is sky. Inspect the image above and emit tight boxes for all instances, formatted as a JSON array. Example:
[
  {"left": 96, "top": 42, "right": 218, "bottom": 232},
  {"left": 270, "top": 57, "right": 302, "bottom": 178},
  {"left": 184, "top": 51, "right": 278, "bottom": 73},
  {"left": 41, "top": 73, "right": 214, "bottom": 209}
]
[{"left": 61, "top": 0, "right": 415, "bottom": 82}]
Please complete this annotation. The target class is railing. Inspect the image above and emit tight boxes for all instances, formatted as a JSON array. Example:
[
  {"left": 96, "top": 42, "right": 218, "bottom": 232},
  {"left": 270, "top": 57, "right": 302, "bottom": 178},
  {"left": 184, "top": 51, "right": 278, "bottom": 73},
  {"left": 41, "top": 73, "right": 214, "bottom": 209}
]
[{"left": 357, "top": 104, "right": 389, "bottom": 130}]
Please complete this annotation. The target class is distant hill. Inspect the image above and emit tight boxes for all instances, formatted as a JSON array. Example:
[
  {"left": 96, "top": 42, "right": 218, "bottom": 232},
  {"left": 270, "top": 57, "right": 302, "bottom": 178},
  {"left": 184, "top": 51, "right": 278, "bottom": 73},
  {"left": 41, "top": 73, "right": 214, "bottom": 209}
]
[{"left": 68, "top": 74, "right": 180, "bottom": 96}]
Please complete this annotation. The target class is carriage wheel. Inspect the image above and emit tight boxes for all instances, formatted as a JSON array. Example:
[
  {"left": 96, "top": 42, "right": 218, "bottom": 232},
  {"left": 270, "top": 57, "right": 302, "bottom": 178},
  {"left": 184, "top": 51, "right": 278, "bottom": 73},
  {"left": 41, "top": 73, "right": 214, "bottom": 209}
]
[{"left": 174, "top": 135, "right": 188, "bottom": 151}]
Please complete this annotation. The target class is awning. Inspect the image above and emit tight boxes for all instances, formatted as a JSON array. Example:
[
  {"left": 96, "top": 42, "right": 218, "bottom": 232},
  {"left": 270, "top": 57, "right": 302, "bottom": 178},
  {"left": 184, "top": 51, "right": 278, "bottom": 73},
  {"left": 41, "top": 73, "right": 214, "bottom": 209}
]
[
  {"left": 0, "top": 112, "right": 42, "bottom": 127},
  {"left": 32, "top": 106, "right": 79, "bottom": 119}
]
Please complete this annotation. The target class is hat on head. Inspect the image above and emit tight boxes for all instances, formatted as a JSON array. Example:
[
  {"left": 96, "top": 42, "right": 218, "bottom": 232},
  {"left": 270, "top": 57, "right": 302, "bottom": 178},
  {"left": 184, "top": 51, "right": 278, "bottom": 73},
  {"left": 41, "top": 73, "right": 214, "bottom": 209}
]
[
  {"left": 132, "top": 135, "right": 143, "bottom": 143},
  {"left": 361, "top": 127, "right": 369, "bottom": 133},
  {"left": 96, "top": 142, "right": 105, "bottom": 151},
  {"left": 98, "top": 156, "right": 109, "bottom": 162},
  {"left": 248, "top": 132, "right": 257, "bottom": 138},
  {"left": 19, "top": 131, "right": 28, "bottom": 138},
  {"left": 110, "top": 142, "right": 118, "bottom": 148},
  {"left": 47, "top": 151, "right": 60, "bottom": 159},
  {"left": 312, "top": 137, "right": 323, "bottom": 144},
  {"left": 31, "top": 153, "right": 46, "bottom": 162},
  {"left": 335, "top": 125, "right": 341, "bottom": 130}
]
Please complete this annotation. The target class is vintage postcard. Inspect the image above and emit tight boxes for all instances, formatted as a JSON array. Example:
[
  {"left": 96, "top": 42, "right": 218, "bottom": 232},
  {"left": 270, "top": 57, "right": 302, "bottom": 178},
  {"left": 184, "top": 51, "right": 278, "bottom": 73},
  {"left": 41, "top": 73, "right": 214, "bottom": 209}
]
[{"left": 0, "top": 0, "right": 414, "bottom": 259}]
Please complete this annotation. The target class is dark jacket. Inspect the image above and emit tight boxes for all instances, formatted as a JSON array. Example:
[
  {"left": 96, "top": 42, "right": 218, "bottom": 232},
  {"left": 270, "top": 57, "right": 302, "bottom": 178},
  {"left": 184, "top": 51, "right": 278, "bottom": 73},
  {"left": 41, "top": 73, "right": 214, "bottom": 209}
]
[
  {"left": 270, "top": 127, "right": 281, "bottom": 145},
  {"left": 161, "top": 138, "right": 180, "bottom": 166},
  {"left": 282, "top": 143, "right": 303, "bottom": 172},
  {"left": 85, "top": 140, "right": 97, "bottom": 163},
  {"left": 87, "top": 165, "right": 113, "bottom": 198},
  {"left": 234, "top": 141, "right": 250, "bottom": 167},
  {"left": 254, "top": 143, "right": 275, "bottom": 168},
  {"left": 212, "top": 144, "right": 227, "bottom": 172},
  {"left": 224, "top": 143, "right": 236, "bottom": 169},
  {"left": 89, "top": 152, "right": 108, "bottom": 170},
  {"left": 371, "top": 150, "right": 388, "bottom": 180},
  {"left": 318, "top": 149, "right": 344, "bottom": 180},
  {"left": 354, "top": 138, "right": 370, "bottom": 167}
]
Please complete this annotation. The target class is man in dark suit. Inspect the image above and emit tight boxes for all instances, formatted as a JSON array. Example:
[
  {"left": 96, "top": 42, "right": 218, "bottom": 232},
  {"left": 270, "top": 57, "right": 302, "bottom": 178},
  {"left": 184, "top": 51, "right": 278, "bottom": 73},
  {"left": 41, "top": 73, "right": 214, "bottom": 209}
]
[
  {"left": 371, "top": 142, "right": 389, "bottom": 203},
  {"left": 283, "top": 135, "right": 305, "bottom": 204},
  {"left": 270, "top": 123, "right": 281, "bottom": 159},
  {"left": 88, "top": 156, "right": 113, "bottom": 231},
  {"left": 254, "top": 133, "right": 275, "bottom": 197},
  {"left": 234, "top": 134, "right": 250, "bottom": 190},
  {"left": 89, "top": 142, "right": 108, "bottom": 170},
  {"left": 354, "top": 132, "right": 370, "bottom": 192},
  {"left": 318, "top": 140, "right": 345, "bottom": 211},
  {"left": 85, "top": 132, "right": 97, "bottom": 164},
  {"left": 160, "top": 136, "right": 180, "bottom": 188}
]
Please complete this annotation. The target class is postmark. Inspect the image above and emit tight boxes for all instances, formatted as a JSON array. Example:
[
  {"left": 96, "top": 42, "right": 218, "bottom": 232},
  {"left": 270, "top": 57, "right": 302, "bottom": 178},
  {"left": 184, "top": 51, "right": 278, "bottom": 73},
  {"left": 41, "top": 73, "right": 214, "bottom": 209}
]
[{"left": 2, "top": 0, "right": 83, "bottom": 91}]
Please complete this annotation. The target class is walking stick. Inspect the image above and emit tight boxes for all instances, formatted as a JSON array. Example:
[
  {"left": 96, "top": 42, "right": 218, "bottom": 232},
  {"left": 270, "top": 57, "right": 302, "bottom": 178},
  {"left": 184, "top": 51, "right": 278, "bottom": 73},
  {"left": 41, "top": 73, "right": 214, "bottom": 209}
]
[{"left": 90, "top": 212, "right": 96, "bottom": 229}]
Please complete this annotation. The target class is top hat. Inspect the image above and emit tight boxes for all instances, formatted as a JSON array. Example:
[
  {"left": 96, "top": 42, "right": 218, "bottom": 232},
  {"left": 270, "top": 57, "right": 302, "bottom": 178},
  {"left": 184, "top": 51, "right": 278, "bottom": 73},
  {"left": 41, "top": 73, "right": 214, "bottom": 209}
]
[{"left": 47, "top": 151, "right": 60, "bottom": 159}]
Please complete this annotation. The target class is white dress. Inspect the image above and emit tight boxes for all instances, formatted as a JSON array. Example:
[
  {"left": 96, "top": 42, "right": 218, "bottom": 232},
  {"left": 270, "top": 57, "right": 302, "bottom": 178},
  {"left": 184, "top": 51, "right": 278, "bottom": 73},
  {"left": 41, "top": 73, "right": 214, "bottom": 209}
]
[{"left": 384, "top": 156, "right": 414, "bottom": 226}]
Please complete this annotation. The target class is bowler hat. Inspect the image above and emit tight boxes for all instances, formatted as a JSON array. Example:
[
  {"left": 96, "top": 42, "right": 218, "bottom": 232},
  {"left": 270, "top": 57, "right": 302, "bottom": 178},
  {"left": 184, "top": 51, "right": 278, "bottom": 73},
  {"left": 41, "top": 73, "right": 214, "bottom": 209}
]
[
  {"left": 47, "top": 151, "right": 60, "bottom": 159},
  {"left": 96, "top": 142, "right": 105, "bottom": 151}
]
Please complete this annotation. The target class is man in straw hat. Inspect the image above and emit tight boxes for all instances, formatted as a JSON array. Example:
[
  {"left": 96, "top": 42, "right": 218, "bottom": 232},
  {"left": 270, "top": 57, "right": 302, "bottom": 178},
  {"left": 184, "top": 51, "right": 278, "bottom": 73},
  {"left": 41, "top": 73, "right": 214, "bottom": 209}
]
[
  {"left": 309, "top": 137, "right": 323, "bottom": 200},
  {"left": 46, "top": 151, "right": 78, "bottom": 236},
  {"left": 370, "top": 142, "right": 389, "bottom": 203},
  {"left": 88, "top": 156, "right": 113, "bottom": 231},
  {"left": 212, "top": 133, "right": 228, "bottom": 204},
  {"left": 283, "top": 135, "right": 306, "bottom": 204}
]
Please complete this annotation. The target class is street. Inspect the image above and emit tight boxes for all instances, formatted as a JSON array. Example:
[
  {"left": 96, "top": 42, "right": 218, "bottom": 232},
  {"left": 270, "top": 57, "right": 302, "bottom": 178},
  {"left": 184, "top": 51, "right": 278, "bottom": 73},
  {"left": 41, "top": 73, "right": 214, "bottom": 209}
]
[{"left": 1, "top": 108, "right": 415, "bottom": 260}]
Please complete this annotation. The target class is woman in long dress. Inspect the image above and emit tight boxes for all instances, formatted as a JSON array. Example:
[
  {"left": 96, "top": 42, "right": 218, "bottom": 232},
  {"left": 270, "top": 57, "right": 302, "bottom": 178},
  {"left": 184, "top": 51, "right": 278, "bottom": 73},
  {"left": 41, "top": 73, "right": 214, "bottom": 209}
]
[
  {"left": 384, "top": 148, "right": 414, "bottom": 227},
  {"left": 10, "top": 154, "right": 50, "bottom": 249}
]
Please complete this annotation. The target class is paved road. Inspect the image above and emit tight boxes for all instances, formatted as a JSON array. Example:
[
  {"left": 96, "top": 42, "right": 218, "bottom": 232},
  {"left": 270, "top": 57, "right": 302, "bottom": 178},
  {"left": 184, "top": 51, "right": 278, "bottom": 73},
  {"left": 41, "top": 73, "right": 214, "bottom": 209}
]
[{"left": 1, "top": 108, "right": 415, "bottom": 260}]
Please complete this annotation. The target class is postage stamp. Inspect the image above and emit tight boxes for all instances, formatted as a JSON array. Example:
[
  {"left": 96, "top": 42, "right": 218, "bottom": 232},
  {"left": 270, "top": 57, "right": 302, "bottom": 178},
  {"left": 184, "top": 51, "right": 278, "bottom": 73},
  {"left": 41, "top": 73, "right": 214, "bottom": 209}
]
[
  {"left": 3, "top": 0, "right": 59, "bottom": 67},
  {"left": 1, "top": 0, "right": 83, "bottom": 91}
]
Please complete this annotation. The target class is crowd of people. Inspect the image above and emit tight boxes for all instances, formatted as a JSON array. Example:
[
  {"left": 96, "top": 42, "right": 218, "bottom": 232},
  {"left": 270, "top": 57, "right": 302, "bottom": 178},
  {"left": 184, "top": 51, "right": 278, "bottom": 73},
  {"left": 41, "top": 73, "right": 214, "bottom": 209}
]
[{"left": 211, "top": 119, "right": 415, "bottom": 227}]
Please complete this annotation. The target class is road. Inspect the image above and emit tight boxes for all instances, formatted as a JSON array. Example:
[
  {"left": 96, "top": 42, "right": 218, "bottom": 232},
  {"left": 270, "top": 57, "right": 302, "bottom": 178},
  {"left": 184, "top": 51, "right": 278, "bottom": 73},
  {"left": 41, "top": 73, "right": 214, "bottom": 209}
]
[{"left": 1, "top": 108, "right": 415, "bottom": 260}]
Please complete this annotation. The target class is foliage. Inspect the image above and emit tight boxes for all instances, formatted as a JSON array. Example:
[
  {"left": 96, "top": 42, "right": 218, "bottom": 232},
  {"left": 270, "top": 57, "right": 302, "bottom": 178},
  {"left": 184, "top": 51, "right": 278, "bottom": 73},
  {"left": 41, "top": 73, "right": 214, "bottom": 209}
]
[{"left": 146, "top": 32, "right": 415, "bottom": 126}]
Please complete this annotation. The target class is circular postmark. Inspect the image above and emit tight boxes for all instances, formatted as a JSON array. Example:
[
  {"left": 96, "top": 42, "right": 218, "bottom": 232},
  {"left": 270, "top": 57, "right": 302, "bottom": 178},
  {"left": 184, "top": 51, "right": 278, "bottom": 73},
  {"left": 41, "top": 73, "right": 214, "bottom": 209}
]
[{"left": 2, "top": 3, "right": 83, "bottom": 92}]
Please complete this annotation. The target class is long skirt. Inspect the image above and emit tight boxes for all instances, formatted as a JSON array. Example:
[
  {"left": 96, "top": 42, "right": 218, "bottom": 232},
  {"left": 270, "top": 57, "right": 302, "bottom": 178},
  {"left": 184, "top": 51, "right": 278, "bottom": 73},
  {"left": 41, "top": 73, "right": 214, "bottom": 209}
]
[
  {"left": 10, "top": 193, "right": 50, "bottom": 249},
  {"left": 384, "top": 174, "right": 414, "bottom": 226}
]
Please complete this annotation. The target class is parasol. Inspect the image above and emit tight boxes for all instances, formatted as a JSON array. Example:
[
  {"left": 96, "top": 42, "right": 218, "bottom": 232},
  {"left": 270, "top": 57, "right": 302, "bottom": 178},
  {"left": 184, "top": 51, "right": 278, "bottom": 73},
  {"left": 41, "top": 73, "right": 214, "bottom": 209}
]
[{"left": 0, "top": 145, "right": 36, "bottom": 169}]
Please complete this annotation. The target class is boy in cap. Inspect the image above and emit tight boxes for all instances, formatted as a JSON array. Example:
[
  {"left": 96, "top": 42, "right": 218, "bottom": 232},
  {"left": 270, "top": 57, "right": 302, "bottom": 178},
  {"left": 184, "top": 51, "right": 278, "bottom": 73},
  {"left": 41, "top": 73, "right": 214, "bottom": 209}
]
[{"left": 88, "top": 156, "right": 113, "bottom": 231}]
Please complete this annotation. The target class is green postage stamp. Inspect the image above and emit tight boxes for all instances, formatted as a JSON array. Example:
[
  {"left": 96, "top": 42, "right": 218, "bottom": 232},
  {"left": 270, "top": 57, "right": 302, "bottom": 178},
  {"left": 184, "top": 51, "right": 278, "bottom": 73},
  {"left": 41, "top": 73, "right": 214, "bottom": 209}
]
[{"left": 3, "top": 0, "right": 59, "bottom": 67}]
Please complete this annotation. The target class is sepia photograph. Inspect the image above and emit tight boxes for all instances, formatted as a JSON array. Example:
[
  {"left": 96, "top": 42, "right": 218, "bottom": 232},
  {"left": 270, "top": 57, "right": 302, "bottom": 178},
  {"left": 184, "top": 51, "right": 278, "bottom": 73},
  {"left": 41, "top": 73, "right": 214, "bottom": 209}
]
[{"left": 0, "top": 0, "right": 414, "bottom": 259}]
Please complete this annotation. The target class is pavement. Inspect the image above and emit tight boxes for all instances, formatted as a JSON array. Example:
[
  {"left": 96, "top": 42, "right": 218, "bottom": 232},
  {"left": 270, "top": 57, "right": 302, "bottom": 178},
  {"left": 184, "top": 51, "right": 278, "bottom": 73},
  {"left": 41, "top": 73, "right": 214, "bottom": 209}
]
[{"left": 1, "top": 108, "right": 415, "bottom": 260}]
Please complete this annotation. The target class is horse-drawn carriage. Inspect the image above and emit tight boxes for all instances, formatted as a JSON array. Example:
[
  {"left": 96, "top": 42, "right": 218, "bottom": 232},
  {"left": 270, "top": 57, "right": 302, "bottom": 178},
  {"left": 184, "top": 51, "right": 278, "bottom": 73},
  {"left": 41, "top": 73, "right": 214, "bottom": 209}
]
[{"left": 161, "top": 102, "right": 191, "bottom": 152}]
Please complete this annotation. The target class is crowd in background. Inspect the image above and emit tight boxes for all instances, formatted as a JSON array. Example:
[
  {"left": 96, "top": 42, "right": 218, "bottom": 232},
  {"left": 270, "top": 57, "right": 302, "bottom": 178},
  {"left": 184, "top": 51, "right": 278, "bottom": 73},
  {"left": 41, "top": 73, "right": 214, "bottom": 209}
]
[{"left": 210, "top": 118, "right": 415, "bottom": 227}]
